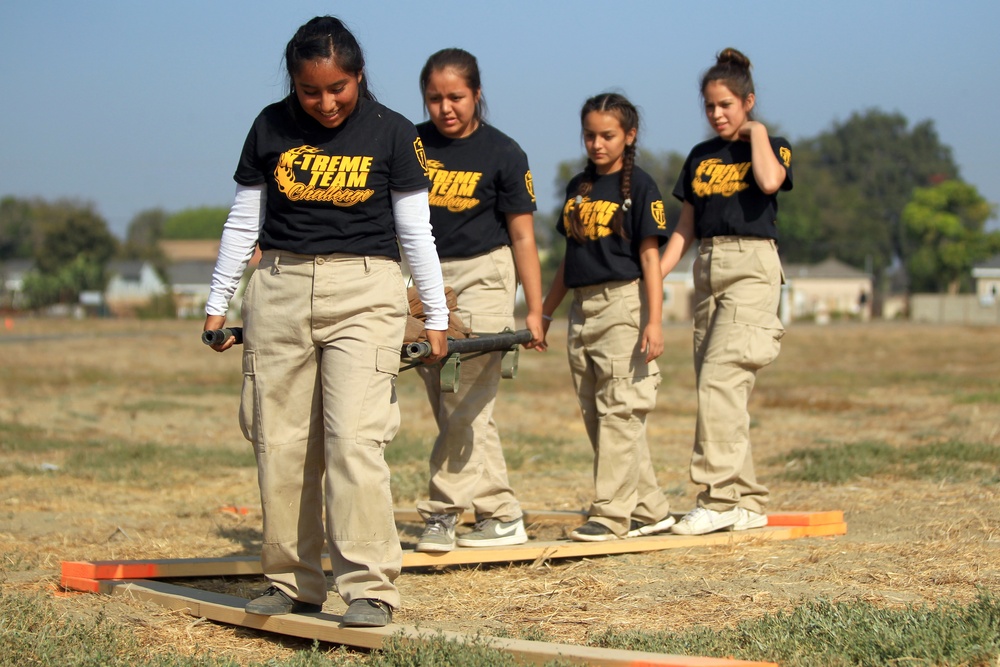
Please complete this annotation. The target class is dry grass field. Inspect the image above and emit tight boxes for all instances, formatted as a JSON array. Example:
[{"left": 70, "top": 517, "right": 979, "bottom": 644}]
[{"left": 1, "top": 317, "right": 999, "bottom": 664}]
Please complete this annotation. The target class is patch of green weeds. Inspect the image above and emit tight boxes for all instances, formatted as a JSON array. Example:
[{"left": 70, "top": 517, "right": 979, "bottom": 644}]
[
  {"left": 384, "top": 433, "right": 432, "bottom": 465},
  {"left": 955, "top": 390, "right": 1000, "bottom": 404},
  {"left": 772, "top": 440, "right": 896, "bottom": 484},
  {"left": 588, "top": 589, "right": 1000, "bottom": 667},
  {"left": 772, "top": 439, "right": 1000, "bottom": 485},
  {"left": 0, "top": 421, "right": 253, "bottom": 486},
  {"left": 502, "top": 432, "right": 586, "bottom": 471},
  {"left": 371, "top": 632, "right": 571, "bottom": 667},
  {"left": 0, "top": 422, "right": 71, "bottom": 454}
]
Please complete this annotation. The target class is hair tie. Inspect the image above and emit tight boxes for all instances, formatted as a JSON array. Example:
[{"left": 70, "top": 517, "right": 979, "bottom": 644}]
[
  {"left": 621, "top": 198, "right": 632, "bottom": 212},
  {"left": 574, "top": 195, "right": 583, "bottom": 206}
]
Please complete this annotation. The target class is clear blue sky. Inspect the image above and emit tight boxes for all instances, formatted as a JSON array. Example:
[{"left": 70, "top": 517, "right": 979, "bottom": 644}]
[{"left": 2, "top": 1, "right": 998, "bottom": 238}]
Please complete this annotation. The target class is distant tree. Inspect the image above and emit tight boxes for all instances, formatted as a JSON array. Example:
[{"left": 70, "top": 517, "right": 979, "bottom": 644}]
[
  {"left": 903, "top": 180, "right": 999, "bottom": 294},
  {"left": 21, "top": 254, "right": 106, "bottom": 307},
  {"left": 121, "top": 208, "right": 169, "bottom": 278},
  {"left": 0, "top": 196, "right": 35, "bottom": 260},
  {"left": 162, "top": 206, "right": 229, "bottom": 240},
  {"left": 811, "top": 109, "right": 959, "bottom": 278},
  {"left": 32, "top": 200, "right": 117, "bottom": 275},
  {"left": 778, "top": 143, "right": 868, "bottom": 266}
]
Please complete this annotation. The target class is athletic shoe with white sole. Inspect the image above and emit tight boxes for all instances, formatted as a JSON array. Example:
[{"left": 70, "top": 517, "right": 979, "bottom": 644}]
[
  {"left": 733, "top": 507, "right": 768, "bottom": 531},
  {"left": 626, "top": 515, "right": 676, "bottom": 537},
  {"left": 670, "top": 506, "right": 740, "bottom": 535},
  {"left": 569, "top": 520, "right": 620, "bottom": 542},
  {"left": 415, "top": 513, "right": 458, "bottom": 552},
  {"left": 456, "top": 516, "right": 528, "bottom": 547}
]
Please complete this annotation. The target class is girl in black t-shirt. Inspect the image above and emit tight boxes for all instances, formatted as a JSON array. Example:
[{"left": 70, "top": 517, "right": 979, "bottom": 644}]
[
  {"left": 203, "top": 16, "right": 448, "bottom": 627},
  {"left": 661, "top": 48, "right": 793, "bottom": 537},
  {"left": 412, "top": 48, "right": 544, "bottom": 553},
  {"left": 540, "top": 93, "right": 674, "bottom": 542}
]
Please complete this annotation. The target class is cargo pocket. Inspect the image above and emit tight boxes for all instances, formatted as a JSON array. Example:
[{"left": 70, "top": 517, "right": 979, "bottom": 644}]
[
  {"left": 372, "top": 345, "right": 402, "bottom": 445},
  {"left": 607, "top": 355, "right": 660, "bottom": 417},
  {"left": 239, "top": 350, "right": 258, "bottom": 444},
  {"left": 728, "top": 306, "right": 784, "bottom": 370}
]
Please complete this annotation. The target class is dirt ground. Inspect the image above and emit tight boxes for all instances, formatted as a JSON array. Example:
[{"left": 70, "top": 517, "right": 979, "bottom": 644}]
[{"left": 1, "top": 318, "right": 998, "bottom": 662}]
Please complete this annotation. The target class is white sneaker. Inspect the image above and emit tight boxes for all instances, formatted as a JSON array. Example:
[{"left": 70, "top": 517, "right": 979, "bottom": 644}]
[
  {"left": 626, "top": 516, "right": 676, "bottom": 537},
  {"left": 733, "top": 507, "right": 767, "bottom": 531},
  {"left": 670, "top": 506, "right": 740, "bottom": 535}
]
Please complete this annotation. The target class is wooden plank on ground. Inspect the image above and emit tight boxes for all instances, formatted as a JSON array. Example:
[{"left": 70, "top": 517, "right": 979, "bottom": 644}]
[
  {"left": 394, "top": 508, "right": 843, "bottom": 527},
  {"left": 61, "top": 516, "right": 846, "bottom": 584},
  {"left": 394, "top": 508, "right": 586, "bottom": 525},
  {"left": 105, "top": 579, "right": 777, "bottom": 667},
  {"left": 401, "top": 523, "right": 842, "bottom": 568}
]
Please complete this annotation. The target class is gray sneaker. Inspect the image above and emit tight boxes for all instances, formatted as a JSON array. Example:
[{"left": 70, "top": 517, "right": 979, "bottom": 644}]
[
  {"left": 456, "top": 516, "right": 528, "bottom": 547},
  {"left": 245, "top": 586, "right": 322, "bottom": 615},
  {"left": 415, "top": 513, "right": 458, "bottom": 552},
  {"left": 342, "top": 598, "right": 392, "bottom": 627}
]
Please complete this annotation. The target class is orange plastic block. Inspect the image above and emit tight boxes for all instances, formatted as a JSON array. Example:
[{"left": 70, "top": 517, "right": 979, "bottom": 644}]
[
  {"left": 61, "top": 560, "right": 164, "bottom": 580},
  {"left": 766, "top": 511, "right": 844, "bottom": 527}
]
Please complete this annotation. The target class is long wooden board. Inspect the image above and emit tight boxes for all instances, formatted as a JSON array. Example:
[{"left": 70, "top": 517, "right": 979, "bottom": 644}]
[
  {"left": 394, "top": 508, "right": 844, "bottom": 527},
  {"left": 393, "top": 507, "right": 586, "bottom": 525},
  {"left": 61, "top": 513, "right": 846, "bottom": 587},
  {"left": 101, "top": 579, "right": 777, "bottom": 667}
]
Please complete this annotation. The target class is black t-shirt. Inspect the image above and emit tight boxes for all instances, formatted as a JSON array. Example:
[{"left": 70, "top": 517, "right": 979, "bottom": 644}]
[
  {"left": 234, "top": 96, "right": 429, "bottom": 259},
  {"left": 672, "top": 136, "right": 793, "bottom": 240},
  {"left": 557, "top": 166, "right": 669, "bottom": 288},
  {"left": 416, "top": 122, "right": 536, "bottom": 259}
]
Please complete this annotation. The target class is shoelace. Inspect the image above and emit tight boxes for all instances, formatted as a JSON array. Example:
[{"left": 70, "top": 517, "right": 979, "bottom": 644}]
[
  {"left": 426, "top": 514, "right": 453, "bottom": 532},
  {"left": 680, "top": 507, "right": 711, "bottom": 523}
]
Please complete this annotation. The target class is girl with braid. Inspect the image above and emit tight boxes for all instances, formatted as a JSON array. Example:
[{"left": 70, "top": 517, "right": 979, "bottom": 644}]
[
  {"left": 661, "top": 48, "right": 792, "bottom": 536},
  {"left": 540, "top": 93, "right": 674, "bottom": 542}
]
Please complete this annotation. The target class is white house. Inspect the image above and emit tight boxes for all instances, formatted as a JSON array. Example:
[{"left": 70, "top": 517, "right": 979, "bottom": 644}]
[
  {"left": 783, "top": 257, "right": 873, "bottom": 322},
  {"left": 104, "top": 260, "right": 167, "bottom": 316},
  {"left": 972, "top": 254, "right": 1000, "bottom": 305},
  {"left": 0, "top": 259, "right": 34, "bottom": 310}
]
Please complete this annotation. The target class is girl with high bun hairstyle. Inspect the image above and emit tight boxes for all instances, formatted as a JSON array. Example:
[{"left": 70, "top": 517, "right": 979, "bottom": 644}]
[
  {"left": 411, "top": 48, "right": 544, "bottom": 553},
  {"left": 661, "top": 48, "right": 793, "bottom": 536},
  {"left": 540, "top": 93, "right": 674, "bottom": 542},
  {"left": 203, "top": 16, "right": 449, "bottom": 627}
]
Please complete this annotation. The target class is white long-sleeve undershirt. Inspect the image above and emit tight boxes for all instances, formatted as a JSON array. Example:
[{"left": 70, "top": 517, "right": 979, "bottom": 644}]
[{"left": 205, "top": 185, "right": 449, "bottom": 331}]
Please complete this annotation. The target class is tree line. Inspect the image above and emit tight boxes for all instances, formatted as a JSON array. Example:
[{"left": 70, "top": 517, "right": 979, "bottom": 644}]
[
  {"left": 1, "top": 109, "right": 997, "bottom": 310},
  {"left": 0, "top": 202, "right": 228, "bottom": 308}
]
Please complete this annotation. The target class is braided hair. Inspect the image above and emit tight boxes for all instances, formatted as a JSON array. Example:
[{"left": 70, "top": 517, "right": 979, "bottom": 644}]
[
  {"left": 566, "top": 93, "right": 638, "bottom": 244},
  {"left": 284, "top": 16, "right": 376, "bottom": 102}
]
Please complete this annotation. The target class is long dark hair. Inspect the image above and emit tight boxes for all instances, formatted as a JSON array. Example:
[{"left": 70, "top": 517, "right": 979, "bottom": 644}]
[
  {"left": 419, "top": 48, "right": 487, "bottom": 122},
  {"left": 565, "top": 93, "right": 638, "bottom": 244},
  {"left": 284, "top": 16, "right": 376, "bottom": 101}
]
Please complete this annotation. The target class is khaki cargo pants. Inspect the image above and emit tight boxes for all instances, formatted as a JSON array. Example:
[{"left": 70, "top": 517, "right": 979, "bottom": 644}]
[
  {"left": 240, "top": 250, "right": 407, "bottom": 609},
  {"left": 691, "top": 236, "right": 785, "bottom": 514},
  {"left": 416, "top": 246, "right": 522, "bottom": 523},
  {"left": 567, "top": 279, "right": 671, "bottom": 537}
]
